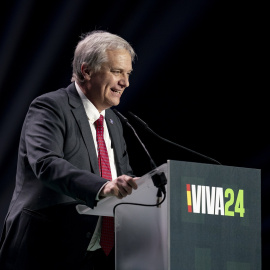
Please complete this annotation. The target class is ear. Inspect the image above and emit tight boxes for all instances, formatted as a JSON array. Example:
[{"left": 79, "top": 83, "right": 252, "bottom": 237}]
[{"left": 81, "top": 63, "right": 92, "bottom": 80}]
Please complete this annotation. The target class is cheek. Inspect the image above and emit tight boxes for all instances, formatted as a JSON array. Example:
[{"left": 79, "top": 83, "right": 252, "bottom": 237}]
[{"left": 105, "top": 78, "right": 116, "bottom": 90}]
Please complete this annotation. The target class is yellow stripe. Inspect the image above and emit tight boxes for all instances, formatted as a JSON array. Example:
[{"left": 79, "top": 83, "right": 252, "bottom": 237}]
[{"left": 187, "top": 191, "right": 192, "bottom": 205}]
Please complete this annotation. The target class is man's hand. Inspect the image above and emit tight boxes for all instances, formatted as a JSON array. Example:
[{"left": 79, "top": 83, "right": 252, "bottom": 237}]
[{"left": 100, "top": 175, "right": 139, "bottom": 199}]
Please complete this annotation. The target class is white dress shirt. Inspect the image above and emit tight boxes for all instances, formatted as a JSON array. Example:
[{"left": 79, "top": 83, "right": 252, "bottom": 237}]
[{"left": 75, "top": 82, "right": 117, "bottom": 251}]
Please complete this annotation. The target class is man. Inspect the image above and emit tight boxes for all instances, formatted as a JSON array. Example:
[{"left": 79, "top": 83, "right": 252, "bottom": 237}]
[{"left": 0, "top": 30, "right": 138, "bottom": 270}]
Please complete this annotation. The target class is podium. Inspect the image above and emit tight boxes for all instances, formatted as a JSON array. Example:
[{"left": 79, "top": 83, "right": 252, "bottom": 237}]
[{"left": 77, "top": 160, "right": 261, "bottom": 270}]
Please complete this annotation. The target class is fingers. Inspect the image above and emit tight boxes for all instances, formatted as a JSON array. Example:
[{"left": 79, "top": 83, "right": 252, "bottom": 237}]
[
  {"left": 125, "top": 176, "right": 138, "bottom": 190},
  {"left": 115, "top": 175, "right": 137, "bottom": 198},
  {"left": 100, "top": 175, "right": 138, "bottom": 199}
]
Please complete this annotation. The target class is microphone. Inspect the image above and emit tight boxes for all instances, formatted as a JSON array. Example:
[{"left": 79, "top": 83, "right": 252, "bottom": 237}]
[
  {"left": 113, "top": 109, "right": 156, "bottom": 169},
  {"left": 128, "top": 111, "right": 222, "bottom": 165},
  {"left": 113, "top": 109, "right": 167, "bottom": 195}
]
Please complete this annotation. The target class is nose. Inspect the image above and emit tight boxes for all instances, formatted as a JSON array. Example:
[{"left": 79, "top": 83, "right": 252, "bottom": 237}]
[{"left": 119, "top": 74, "right": 129, "bottom": 88}]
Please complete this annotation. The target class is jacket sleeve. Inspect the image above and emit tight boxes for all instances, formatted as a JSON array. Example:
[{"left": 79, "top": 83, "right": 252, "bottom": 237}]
[{"left": 23, "top": 94, "right": 107, "bottom": 209}]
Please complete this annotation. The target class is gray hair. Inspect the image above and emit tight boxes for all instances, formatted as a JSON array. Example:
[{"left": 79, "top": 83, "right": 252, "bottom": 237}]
[{"left": 71, "top": 30, "right": 136, "bottom": 83}]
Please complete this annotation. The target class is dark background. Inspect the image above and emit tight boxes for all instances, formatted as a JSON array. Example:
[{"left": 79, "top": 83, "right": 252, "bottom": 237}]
[{"left": 0, "top": 0, "right": 268, "bottom": 268}]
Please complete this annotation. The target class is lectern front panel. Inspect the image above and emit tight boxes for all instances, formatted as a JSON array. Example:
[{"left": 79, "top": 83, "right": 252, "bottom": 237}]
[{"left": 168, "top": 160, "right": 261, "bottom": 270}]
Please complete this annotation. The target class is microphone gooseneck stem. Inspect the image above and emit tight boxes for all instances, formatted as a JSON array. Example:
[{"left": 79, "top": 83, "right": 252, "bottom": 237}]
[
  {"left": 128, "top": 111, "right": 222, "bottom": 165},
  {"left": 127, "top": 122, "right": 157, "bottom": 170},
  {"left": 112, "top": 109, "right": 157, "bottom": 169},
  {"left": 113, "top": 109, "right": 167, "bottom": 196}
]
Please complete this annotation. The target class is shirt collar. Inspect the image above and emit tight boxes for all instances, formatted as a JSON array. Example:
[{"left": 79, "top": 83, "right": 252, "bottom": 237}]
[{"left": 75, "top": 81, "right": 105, "bottom": 124}]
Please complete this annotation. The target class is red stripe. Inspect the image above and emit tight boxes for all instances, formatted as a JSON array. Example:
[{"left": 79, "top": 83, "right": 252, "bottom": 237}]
[{"left": 95, "top": 115, "right": 114, "bottom": 255}]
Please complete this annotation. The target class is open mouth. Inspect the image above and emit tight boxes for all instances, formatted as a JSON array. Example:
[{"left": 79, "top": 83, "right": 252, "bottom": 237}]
[{"left": 111, "top": 88, "right": 122, "bottom": 94}]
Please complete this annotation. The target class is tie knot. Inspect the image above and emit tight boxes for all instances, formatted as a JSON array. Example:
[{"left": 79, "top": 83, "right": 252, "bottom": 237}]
[{"left": 95, "top": 115, "right": 104, "bottom": 128}]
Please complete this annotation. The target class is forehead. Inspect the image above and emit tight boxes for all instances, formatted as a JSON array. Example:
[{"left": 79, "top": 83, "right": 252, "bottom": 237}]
[{"left": 105, "top": 49, "right": 132, "bottom": 69}]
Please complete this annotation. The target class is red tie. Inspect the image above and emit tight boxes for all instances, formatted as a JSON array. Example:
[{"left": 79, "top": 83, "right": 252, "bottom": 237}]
[{"left": 95, "top": 115, "right": 114, "bottom": 256}]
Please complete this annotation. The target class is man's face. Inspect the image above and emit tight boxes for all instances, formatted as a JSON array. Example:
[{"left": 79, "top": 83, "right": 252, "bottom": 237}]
[{"left": 86, "top": 49, "right": 132, "bottom": 112}]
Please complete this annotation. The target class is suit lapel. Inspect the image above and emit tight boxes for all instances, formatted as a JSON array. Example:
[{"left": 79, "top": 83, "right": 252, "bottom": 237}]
[{"left": 66, "top": 83, "right": 100, "bottom": 175}]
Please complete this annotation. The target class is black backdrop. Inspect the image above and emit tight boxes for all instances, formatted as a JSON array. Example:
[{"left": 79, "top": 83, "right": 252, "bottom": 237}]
[{"left": 0, "top": 0, "right": 268, "bottom": 268}]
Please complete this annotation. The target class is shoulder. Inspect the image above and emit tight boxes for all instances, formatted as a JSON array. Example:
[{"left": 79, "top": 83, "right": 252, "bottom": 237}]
[
  {"left": 30, "top": 83, "right": 77, "bottom": 109},
  {"left": 24, "top": 84, "right": 79, "bottom": 123},
  {"left": 34, "top": 87, "right": 68, "bottom": 104}
]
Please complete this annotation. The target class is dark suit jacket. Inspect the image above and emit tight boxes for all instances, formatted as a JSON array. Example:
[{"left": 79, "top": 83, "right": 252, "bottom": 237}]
[{"left": 0, "top": 83, "right": 133, "bottom": 270}]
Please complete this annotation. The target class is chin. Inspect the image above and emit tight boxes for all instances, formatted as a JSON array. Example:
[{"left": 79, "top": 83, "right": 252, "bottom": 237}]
[{"left": 110, "top": 99, "right": 121, "bottom": 107}]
